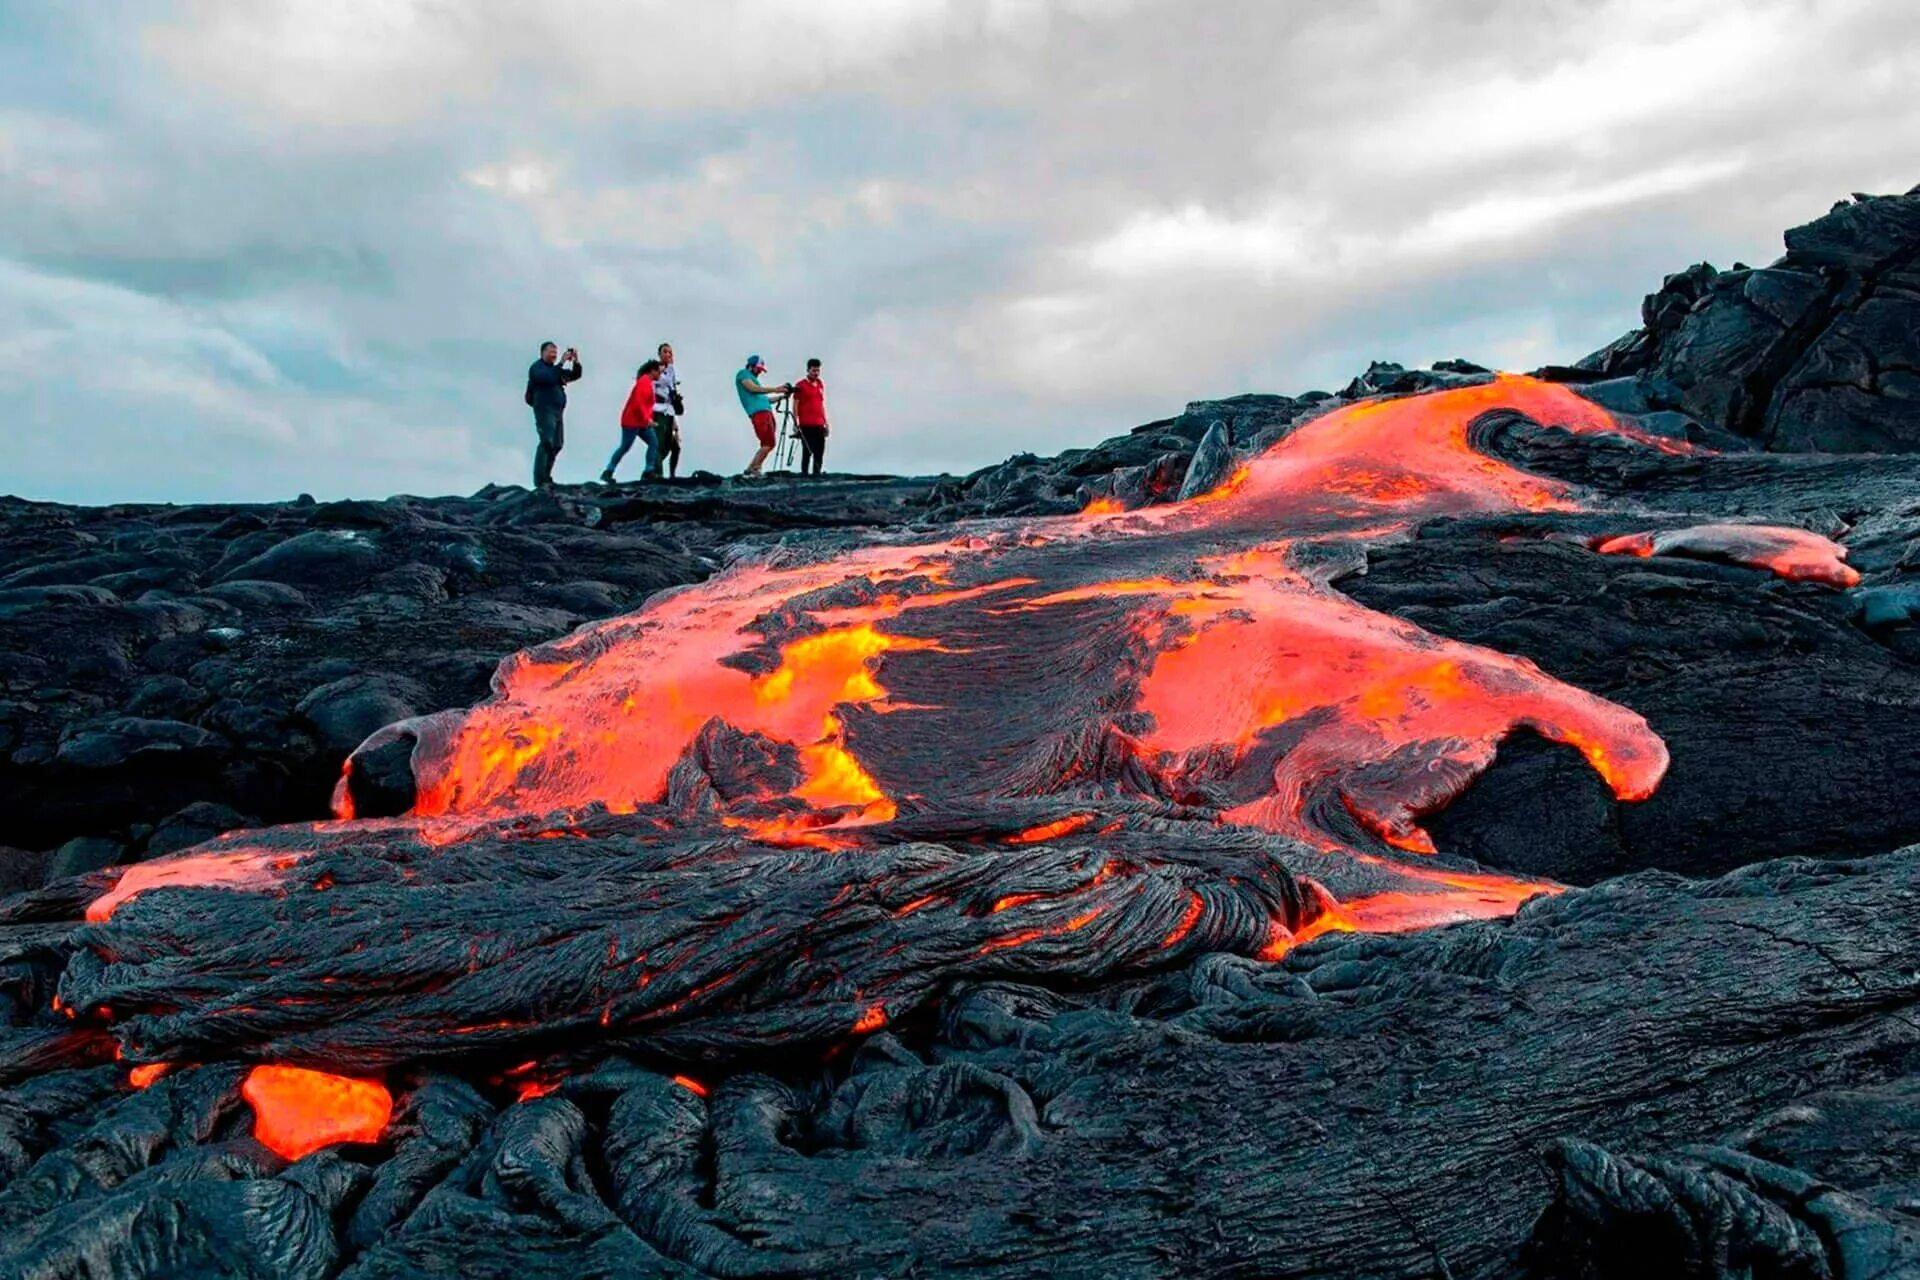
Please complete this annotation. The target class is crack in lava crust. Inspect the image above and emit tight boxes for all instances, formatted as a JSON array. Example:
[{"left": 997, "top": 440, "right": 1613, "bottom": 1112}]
[{"left": 59, "top": 373, "right": 1828, "bottom": 1096}]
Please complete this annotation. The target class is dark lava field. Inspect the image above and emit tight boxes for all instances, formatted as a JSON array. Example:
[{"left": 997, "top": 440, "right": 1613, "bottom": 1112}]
[{"left": 2, "top": 188, "right": 1918, "bottom": 1279}]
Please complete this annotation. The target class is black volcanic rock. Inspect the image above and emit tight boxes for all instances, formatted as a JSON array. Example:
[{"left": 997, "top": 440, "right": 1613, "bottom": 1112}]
[
  {"left": 144, "top": 802, "right": 257, "bottom": 859},
  {"left": 54, "top": 717, "right": 222, "bottom": 771},
  {"left": 342, "top": 726, "right": 419, "bottom": 819},
  {"left": 296, "top": 675, "right": 429, "bottom": 756},
  {"left": 0, "top": 846, "right": 50, "bottom": 898},
  {"left": 0, "top": 845, "right": 1911, "bottom": 1277},
  {"left": 220, "top": 529, "right": 388, "bottom": 589},
  {"left": 1517, "top": 1134, "right": 1920, "bottom": 1278},
  {"left": 1341, "top": 357, "right": 1491, "bottom": 398},
  {"left": 1169, "top": 392, "right": 1300, "bottom": 442},
  {"left": 45, "top": 836, "right": 124, "bottom": 880},
  {"left": 1176, "top": 420, "right": 1236, "bottom": 500},
  {"left": 1570, "top": 184, "right": 1920, "bottom": 452}
]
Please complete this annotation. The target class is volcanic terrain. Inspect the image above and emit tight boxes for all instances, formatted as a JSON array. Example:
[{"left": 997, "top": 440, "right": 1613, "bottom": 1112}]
[{"left": 2, "top": 189, "right": 1919, "bottom": 1278}]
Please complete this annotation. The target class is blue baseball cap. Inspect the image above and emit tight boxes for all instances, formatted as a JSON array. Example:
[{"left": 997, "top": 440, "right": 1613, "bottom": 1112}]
[{"left": 746, "top": 354, "right": 766, "bottom": 371}]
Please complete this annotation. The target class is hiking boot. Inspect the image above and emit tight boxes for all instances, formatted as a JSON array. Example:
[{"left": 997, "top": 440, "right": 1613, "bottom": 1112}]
[{"left": 599, "top": 471, "right": 616, "bottom": 484}]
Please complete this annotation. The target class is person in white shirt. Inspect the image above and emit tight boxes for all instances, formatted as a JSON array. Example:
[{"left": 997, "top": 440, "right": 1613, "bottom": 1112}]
[{"left": 653, "top": 342, "right": 683, "bottom": 477}]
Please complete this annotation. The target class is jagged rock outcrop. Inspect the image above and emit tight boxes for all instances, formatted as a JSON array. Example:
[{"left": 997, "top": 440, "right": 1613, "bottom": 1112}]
[{"left": 1570, "top": 185, "right": 1920, "bottom": 452}]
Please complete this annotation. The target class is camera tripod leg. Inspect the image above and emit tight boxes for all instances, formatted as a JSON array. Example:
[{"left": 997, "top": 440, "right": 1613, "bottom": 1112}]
[{"left": 777, "top": 404, "right": 798, "bottom": 471}]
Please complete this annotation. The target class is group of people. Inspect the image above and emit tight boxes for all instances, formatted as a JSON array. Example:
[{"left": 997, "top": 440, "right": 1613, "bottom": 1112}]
[{"left": 523, "top": 340, "right": 830, "bottom": 489}]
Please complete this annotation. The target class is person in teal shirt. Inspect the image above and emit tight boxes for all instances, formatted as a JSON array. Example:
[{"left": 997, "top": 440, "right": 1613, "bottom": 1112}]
[{"left": 734, "top": 355, "right": 791, "bottom": 477}]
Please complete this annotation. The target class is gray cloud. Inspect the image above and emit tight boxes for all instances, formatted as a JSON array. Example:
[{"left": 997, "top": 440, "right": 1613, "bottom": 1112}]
[{"left": 2, "top": 0, "right": 1916, "bottom": 502}]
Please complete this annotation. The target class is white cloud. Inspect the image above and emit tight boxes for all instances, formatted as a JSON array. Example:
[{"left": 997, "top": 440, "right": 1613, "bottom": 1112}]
[
  {"left": 467, "top": 160, "right": 556, "bottom": 198},
  {"left": 1084, "top": 203, "right": 1315, "bottom": 279},
  {"left": 141, "top": 0, "right": 1162, "bottom": 125},
  {"left": 1397, "top": 157, "right": 1750, "bottom": 257},
  {"left": 145, "top": 0, "right": 487, "bottom": 129},
  {"left": 1357, "top": 0, "right": 1798, "bottom": 168}
]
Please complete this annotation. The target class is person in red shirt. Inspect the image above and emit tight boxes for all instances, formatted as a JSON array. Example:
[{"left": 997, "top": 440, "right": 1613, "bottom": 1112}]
[
  {"left": 602, "top": 359, "right": 662, "bottom": 483},
  {"left": 790, "top": 358, "right": 829, "bottom": 477}
]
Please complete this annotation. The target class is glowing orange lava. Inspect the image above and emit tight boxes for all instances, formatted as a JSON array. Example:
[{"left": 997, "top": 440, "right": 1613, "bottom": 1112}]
[
  {"left": 87, "top": 847, "right": 290, "bottom": 923},
  {"left": 105, "top": 375, "right": 1700, "bottom": 986},
  {"left": 1160, "top": 892, "right": 1205, "bottom": 949},
  {"left": 1118, "top": 547, "right": 1667, "bottom": 850},
  {"left": 1593, "top": 523, "right": 1860, "bottom": 588},
  {"left": 128, "top": 1062, "right": 171, "bottom": 1089},
  {"left": 1259, "top": 869, "right": 1560, "bottom": 961},
  {"left": 366, "top": 377, "right": 1675, "bottom": 947},
  {"left": 401, "top": 567, "right": 1011, "bottom": 821},
  {"left": 241, "top": 1065, "right": 393, "bottom": 1161},
  {"left": 1006, "top": 815, "right": 1096, "bottom": 844}
]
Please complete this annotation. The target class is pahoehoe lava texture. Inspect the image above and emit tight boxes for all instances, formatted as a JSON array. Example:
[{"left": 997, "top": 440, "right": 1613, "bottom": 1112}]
[{"left": 1, "top": 188, "right": 1919, "bottom": 1278}]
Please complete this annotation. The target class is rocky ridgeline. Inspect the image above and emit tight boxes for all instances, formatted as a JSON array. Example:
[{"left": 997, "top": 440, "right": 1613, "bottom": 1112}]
[{"left": 4, "top": 186, "right": 1920, "bottom": 890}]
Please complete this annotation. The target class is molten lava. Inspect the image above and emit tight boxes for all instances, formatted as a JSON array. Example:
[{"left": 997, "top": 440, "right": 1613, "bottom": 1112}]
[
  {"left": 87, "top": 845, "right": 289, "bottom": 923},
  {"left": 1592, "top": 523, "right": 1861, "bottom": 588},
  {"left": 82, "top": 375, "right": 1766, "bottom": 1074},
  {"left": 284, "top": 376, "right": 1671, "bottom": 930},
  {"left": 241, "top": 1065, "right": 392, "bottom": 1161},
  {"left": 128, "top": 1062, "right": 171, "bottom": 1089}
]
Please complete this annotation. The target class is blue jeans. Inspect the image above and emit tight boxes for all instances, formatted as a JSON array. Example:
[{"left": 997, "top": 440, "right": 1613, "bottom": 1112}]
[{"left": 606, "top": 424, "right": 659, "bottom": 477}]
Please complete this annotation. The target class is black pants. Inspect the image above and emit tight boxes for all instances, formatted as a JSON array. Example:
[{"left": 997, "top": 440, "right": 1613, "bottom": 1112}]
[
  {"left": 658, "top": 415, "right": 681, "bottom": 477},
  {"left": 533, "top": 406, "right": 565, "bottom": 488},
  {"left": 799, "top": 426, "right": 827, "bottom": 475}
]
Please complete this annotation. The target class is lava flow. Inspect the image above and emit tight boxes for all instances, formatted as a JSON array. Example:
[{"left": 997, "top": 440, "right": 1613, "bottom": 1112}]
[
  {"left": 371, "top": 374, "right": 1672, "bottom": 863},
  {"left": 62, "top": 374, "right": 1795, "bottom": 1090}
]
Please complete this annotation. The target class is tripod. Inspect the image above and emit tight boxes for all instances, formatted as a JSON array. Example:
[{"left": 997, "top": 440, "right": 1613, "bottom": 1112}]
[{"left": 774, "top": 398, "right": 800, "bottom": 472}]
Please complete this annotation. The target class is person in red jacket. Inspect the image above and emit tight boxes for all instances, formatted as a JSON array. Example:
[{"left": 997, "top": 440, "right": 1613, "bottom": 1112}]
[
  {"left": 602, "top": 359, "right": 662, "bottom": 483},
  {"left": 790, "top": 358, "right": 829, "bottom": 477}
]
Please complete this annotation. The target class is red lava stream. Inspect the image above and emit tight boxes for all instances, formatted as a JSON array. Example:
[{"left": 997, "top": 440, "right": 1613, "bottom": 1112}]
[{"left": 73, "top": 374, "right": 1866, "bottom": 1146}]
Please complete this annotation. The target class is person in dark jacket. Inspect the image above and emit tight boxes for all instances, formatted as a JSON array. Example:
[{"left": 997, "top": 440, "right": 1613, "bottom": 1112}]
[{"left": 526, "top": 341, "right": 583, "bottom": 489}]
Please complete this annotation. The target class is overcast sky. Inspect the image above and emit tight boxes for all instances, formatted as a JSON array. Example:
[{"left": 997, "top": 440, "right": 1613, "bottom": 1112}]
[{"left": 2, "top": 0, "right": 1915, "bottom": 503}]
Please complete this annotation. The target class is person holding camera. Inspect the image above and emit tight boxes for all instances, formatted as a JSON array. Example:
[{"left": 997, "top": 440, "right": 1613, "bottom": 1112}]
[
  {"left": 790, "top": 358, "right": 829, "bottom": 477},
  {"left": 653, "top": 342, "right": 684, "bottom": 478},
  {"left": 525, "top": 340, "right": 583, "bottom": 490},
  {"left": 734, "top": 354, "right": 791, "bottom": 478},
  {"left": 602, "top": 359, "right": 663, "bottom": 484}
]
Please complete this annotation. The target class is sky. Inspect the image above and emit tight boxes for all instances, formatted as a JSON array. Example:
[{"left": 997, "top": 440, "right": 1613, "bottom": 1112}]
[{"left": 1, "top": 0, "right": 1916, "bottom": 504}]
